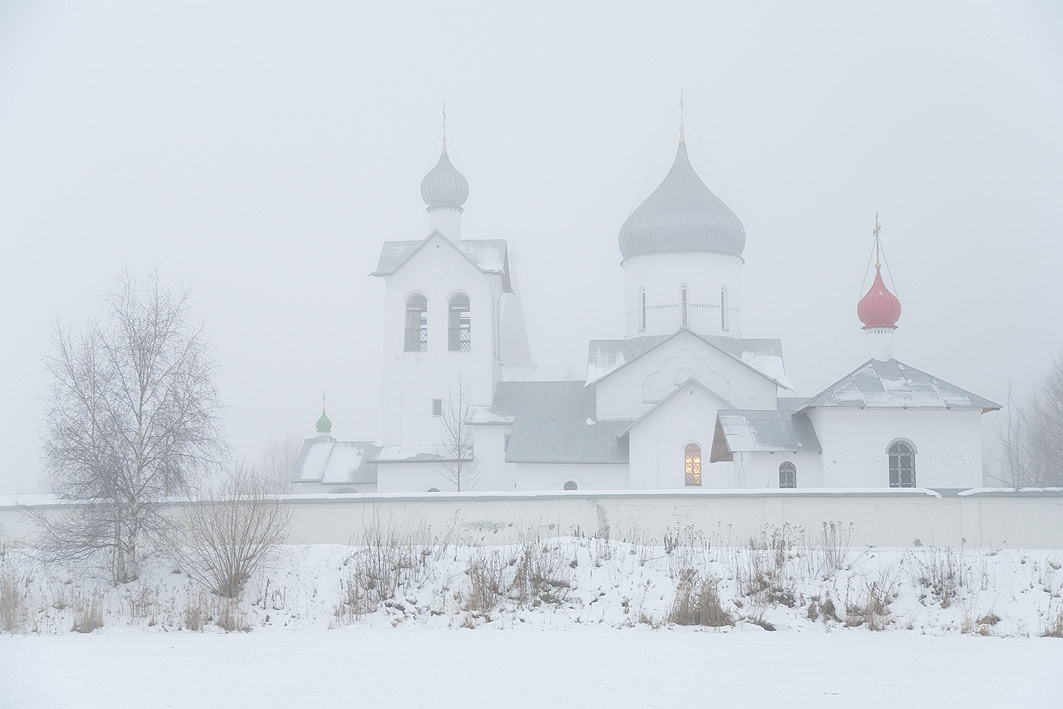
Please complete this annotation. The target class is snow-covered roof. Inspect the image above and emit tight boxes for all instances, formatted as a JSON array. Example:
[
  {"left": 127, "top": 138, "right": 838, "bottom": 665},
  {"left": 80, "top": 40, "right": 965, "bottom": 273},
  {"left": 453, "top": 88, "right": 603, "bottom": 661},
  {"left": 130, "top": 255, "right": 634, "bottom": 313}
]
[
  {"left": 372, "top": 233, "right": 512, "bottom": 292},
  {"left": 586, "top": 332, "right": 792, "bottom": 390},
  {"left": 375, "top": 445, "right": 468, "bottom": 463},
  {"left": 477, "top": 381, "right": 630, "bottom": 464},
  {"left": 799, "top": 359, "right": 1000, "bottom": 412},
  {"left": 710, "top": 409, "right": 822, "bottom": 462},
  {"left": 619, "top": 378, "right": 735, "bottom": 437},
  {"left": 292, "top": 438, "right": 380, "bottom": 486}
]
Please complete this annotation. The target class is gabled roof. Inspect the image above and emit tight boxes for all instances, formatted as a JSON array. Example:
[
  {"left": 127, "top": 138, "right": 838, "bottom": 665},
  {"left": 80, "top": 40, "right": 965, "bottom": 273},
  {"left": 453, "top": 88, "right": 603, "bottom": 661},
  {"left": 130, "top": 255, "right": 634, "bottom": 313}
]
[
  {"left": 799, "top": 358, "right": 1000, "bottom": 412},
  {"left": 475, "top": 381, "right": 630, "bottom": 464},
  {"left": 371, "top": 231, "right": 512, "bottom": 292},
  {"left": 586, "top": 331, "right": 792, "bottom": 390},
  {"left": 710, "top": 409, "right": 822, "bottom": 463},
  {"left": 292, "top": 438, "right": 380, "bottom": 486},
  {"left": 619, "top": 377, "right": 734, "bottom": 438}
]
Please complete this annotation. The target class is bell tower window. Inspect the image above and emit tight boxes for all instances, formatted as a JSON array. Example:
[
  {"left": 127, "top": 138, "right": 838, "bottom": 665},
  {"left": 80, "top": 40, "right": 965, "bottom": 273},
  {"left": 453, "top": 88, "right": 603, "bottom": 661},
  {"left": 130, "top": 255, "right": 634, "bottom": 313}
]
[
  {"left": 720, "top": 287, "right": 729, "bottom": 332},
  {"left": 405, "top": 294, "right": 428, "bottom": 352},
  {"left": 448, "top": 293, "right": 471, "bottom": 351}
]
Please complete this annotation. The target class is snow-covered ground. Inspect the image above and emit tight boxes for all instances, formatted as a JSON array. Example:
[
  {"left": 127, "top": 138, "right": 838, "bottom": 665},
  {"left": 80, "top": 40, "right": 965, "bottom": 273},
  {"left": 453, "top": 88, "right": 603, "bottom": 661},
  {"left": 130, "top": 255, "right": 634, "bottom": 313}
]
[
  {"left": 2, "top": 628, "right": 1061, "bottom": 708},
  {"left": 2, "top": 529, "right": 1062, "bottom": 705}
]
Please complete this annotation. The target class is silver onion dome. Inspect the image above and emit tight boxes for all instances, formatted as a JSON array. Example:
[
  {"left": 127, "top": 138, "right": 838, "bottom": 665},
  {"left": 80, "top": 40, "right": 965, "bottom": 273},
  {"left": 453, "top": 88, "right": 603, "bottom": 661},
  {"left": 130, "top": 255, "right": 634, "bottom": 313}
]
[
  {"left": 619, "top": 138, "right": 745, "bottom": 260},
  {"left": 420, "top": 146, "right": 469, "bottom": 210}
]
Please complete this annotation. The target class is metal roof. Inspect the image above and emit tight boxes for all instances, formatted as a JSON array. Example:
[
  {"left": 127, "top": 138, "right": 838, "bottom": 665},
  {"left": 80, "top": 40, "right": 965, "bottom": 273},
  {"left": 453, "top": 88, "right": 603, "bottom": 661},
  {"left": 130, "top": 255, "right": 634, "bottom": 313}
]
[
  {"left": 799, "top": 358, "right": 1001, "bottom": 412},
  {"left": 292, "top": 438, "right": 380, "bottom": 485},
  {"left": 710, "top": 409, "right": 822, "bottom": 462},
  {"left": 483, "top": 381, "right": 631, "bottom": 464},
  {"left": 420, "top": 150, "right": 469, "bottom": 209},
  {"left": 372, "top": 234, "right": 512, "bottom": 292},
  {"left": 587, "top": 331, "right": 789, "bottom": 389},
  {"left": 619, "top": 139, "right": 746, "bottom": 260}
]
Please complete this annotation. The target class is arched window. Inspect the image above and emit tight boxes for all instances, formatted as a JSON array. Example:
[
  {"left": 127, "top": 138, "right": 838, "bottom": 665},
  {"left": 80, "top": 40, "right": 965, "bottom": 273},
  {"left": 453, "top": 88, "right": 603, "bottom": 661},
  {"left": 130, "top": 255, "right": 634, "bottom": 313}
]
[
  {"left": 888, "top": 440, "right": 916, "bottom": 488},
  {"left": 779, "top": 461, "right": 797, "bottom": 489},
  {"left": 448, "top": 293, "right": 471, "bottom": 351},
  {"left": 720, "top": 287, "right": 729, "bottom": 332},
  {"left": 680, "top": 285, "right": 689, "bottom": 328},
  {"left": 563, "top": 480, "right": 578, "bottom": 491},
  {"left": 405, "top": 294, "right": 428, "bottom": 352},
  {"left": 684, "top": 443, "right": 702, "bottom": 486},
  {"left": 638, "top": 287, "right": 647, "bottom": 332},
  {"left": 426, "top": 487, "right": 441, "bottom": 493}
]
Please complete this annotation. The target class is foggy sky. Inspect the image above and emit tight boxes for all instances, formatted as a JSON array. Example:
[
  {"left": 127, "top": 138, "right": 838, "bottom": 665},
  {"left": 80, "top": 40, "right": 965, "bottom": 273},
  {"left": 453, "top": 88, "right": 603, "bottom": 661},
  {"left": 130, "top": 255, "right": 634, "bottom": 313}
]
[{"left": 2, "top": 1, "right": 1061, "bottom": 493}]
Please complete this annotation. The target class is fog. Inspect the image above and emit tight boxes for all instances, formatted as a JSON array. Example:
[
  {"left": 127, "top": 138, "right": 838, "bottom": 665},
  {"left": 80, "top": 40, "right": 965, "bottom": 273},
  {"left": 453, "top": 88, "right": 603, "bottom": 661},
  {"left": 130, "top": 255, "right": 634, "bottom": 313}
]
[{"left": 1, "top": 1, "right": 1061, "bottom": 493}]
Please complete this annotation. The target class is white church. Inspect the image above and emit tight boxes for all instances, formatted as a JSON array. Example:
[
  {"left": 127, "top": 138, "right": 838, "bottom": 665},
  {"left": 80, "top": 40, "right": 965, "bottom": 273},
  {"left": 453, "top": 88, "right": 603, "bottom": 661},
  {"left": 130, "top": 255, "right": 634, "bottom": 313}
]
[{"left": 292, "top": 121, "right": 999, "bottom": 494}]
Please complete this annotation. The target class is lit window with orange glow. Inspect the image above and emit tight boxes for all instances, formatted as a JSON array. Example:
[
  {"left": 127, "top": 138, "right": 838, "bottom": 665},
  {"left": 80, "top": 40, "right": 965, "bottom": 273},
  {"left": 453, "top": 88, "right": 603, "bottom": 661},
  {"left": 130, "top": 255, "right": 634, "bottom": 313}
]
[{"left": 684, "top": 443, "right": 702, "bottom": 486}]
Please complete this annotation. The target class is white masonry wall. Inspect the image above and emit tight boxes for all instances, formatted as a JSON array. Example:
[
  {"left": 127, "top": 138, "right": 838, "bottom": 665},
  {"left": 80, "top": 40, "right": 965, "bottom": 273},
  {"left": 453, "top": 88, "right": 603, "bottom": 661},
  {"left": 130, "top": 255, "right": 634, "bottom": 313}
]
[{"left": 807, "top": 407, "right": 985, "bottom": 488}]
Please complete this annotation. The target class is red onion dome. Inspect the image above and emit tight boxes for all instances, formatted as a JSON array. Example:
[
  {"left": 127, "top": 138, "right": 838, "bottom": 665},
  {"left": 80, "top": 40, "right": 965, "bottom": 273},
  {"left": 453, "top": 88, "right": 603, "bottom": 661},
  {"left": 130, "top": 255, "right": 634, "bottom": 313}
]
[{"left": 857, "top": 267, "right": 901, "bottom": 330}]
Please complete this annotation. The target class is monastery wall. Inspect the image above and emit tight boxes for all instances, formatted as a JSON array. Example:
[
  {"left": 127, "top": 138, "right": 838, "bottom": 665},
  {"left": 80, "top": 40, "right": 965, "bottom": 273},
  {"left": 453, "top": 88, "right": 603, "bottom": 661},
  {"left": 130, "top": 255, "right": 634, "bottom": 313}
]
[{"left": 4, "top": 489, "right": 1062, "bottom": 549}]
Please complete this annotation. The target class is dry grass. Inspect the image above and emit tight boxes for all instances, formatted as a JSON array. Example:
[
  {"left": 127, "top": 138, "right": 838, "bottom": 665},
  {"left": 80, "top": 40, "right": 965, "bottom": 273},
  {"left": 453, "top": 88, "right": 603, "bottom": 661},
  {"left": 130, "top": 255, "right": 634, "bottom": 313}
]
[{"left": 668, "top": 569, "right": 734, "bottom": 627}]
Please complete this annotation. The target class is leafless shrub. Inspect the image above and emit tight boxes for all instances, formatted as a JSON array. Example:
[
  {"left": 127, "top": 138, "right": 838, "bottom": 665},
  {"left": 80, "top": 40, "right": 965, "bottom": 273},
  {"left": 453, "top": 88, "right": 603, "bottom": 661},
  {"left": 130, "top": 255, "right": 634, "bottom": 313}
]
[
  {"left": 812, "top": 522, "right": 859, "bottom": 579},
  {"left": 669, "top": 568, "right": 734, "bottom": 627},
  {"left": 175, "top": 465, "right": 291, "bottom": 598},
  {"left": 845, "top": 568, "right": 899, "bottom": 631},
  {"left": 436, "top": 372, "right": 482, "bottom": 491},
  {"left": 907, "top": 547, "right": 967, "bottom": 608},
  {"left": 334, "top": 521, "right": 429, "bottom": 621},
  {"left": 215, "top": 599, "right": 250, "bottom": 633},
  {"left": 0, "top": 570, "right": 26, "bottom": 634},
  {"left": 510, "top": 538, "right": 573, "bottom": 608},
  {"left": 71, "top": 594, "right": 104, "bottom": 633},
  {"left": 463, "top": 549, "right": 507, "bottom": 615},
  {"left": 183, "top": 603, "right": 204, "bottom": 632}
]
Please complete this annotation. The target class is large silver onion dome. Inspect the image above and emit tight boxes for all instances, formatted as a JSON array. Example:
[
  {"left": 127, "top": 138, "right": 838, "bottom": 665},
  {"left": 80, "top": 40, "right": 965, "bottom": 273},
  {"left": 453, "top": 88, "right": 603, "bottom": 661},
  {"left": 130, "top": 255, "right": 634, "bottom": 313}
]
[
  {"left": 619, "top": 138, "right": 745, "bottom": 260},
  {"left": 420, "top": 146, "right": 469, "bottom": 210}
]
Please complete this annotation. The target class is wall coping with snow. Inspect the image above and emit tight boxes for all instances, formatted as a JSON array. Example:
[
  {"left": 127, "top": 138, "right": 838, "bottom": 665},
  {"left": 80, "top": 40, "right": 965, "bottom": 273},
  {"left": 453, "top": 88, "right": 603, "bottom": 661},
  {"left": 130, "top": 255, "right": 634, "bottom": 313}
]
[{"left": 3, "top": 488, "right": 1062, "bottom": 549}]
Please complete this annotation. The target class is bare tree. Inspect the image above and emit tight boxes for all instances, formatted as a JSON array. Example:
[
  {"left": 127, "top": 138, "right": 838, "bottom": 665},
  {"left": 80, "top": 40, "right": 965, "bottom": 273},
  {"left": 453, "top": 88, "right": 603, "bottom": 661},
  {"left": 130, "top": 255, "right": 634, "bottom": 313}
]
[
  {"left": 991, "top": 353, "right": 1063, "bottom": 488},
  {"left": 35, "top": 272, "right": 225, "bottom": 584},
  {"left": 437, "top": 373, "right": 482, "bottom": 491},
  {"left": 258, "top": 433, "right": 302, "bottom": 493},
  {"left": 175, "top": 464, "right": 291, "bottom": 598}
]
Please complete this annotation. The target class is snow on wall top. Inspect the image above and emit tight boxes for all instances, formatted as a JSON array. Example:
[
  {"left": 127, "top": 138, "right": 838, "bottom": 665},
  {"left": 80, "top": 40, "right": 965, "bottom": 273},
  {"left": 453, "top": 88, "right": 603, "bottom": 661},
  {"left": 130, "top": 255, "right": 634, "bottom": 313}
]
[{"left": 799, "top": 359, "right": 1001, "bottom": 412}]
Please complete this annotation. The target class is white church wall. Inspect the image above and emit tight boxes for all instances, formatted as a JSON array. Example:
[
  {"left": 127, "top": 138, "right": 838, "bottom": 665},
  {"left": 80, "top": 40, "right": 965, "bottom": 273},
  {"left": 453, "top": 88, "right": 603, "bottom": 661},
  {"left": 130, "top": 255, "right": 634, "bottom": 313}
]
[
  {"left": 732, "top": 451, "right": 824, "bottom": 488},
  {"left": 623, "top": 252, "right": 743, "bottom": 339},
  {"left": 473, "top": 424, "right": 518, "bottom": 491},
  {"left": 381, "top": 233, "right": 503, "bottom": 446},
  {"left": 595, "top": 332, "right": 777, "bottom": 421},
  {"left": 7, "top": 491, "right": 1062, "bottom": 549},
  {"left": 808, "top": 408, "right": 985, "bottom": 488},
  {"left": 628, "top": 382, "right": 731, "bottom": 489},
  {"left": 512, "top": 463, "right": 629, "bottom": 491}
]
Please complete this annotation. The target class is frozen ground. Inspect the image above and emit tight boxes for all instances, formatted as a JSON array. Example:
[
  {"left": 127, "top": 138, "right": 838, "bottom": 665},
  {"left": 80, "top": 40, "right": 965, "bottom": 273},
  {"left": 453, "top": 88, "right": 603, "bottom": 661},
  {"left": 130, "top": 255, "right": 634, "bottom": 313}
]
[{"left": 2, "top": 628, "right": 1061, "bottom": 707}]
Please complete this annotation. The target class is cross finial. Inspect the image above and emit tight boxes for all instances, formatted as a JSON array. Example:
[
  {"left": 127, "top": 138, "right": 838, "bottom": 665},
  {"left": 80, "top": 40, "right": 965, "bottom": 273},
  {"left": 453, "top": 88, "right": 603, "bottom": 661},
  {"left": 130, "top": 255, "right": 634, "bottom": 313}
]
[
  {"left": 873, "top": 213, "right": 882, "bottom": 269},
  {"left": 321, "top": 392, "right": 326, "bottom": 413},
  {"left": 679, "top": 90, "right": 686, "bottom": 142},
  {"left": 441, "top": 104, "right": 448, "bottom": 154}
]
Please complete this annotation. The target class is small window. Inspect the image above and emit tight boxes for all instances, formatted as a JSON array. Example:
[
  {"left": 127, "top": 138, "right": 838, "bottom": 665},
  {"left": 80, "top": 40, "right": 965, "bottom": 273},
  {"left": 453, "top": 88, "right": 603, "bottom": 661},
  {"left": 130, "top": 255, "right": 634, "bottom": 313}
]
[
  {"left": 720, "top": 287, "right": 729, "bottom": 332},
  {"left": 779, "top": 461, "right": 797, "bottom": 489},
  {"left": 563, "top": 480, "right": 578, "bottom": 491},
  {"left": 405, "top": 294, "right": 428, "bottom": 352},
  {"left": 888, "top": 440, "right": 916, "bottom": 488},
  {"left": 638, "top": 287, "right": 647, "bottom": 332},
  {"left": 431, "top": 398, "right": 443, "bottom": 416},
  {"left": 680, "top": 285, "right": 688, "bottom": 328},
  {"left": 448, "top": 293, "right": 471, "bottom": 351},
  {"left": 426, "top": 487, "right": 440, "bottom": 493},
  {"left": 684, "top": 443, "right": 702, "bottom": 486}
]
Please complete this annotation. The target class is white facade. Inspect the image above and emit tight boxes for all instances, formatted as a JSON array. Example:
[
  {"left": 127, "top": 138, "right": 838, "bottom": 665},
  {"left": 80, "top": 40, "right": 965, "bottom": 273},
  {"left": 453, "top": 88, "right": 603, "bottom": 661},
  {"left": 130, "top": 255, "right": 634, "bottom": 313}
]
[{"left": 291, "top": 127, "right": 998, "bottom": 494}]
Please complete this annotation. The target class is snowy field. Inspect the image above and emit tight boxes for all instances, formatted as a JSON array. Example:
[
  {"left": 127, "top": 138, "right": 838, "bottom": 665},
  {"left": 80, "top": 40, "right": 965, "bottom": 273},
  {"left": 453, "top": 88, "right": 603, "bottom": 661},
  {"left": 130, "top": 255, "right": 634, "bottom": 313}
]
[
  {"left": 3, "top": 530, "right": 1063, "bottom": 706},
  {"left": 2, "top": 629, "right": 1062, "bottom": 707}
]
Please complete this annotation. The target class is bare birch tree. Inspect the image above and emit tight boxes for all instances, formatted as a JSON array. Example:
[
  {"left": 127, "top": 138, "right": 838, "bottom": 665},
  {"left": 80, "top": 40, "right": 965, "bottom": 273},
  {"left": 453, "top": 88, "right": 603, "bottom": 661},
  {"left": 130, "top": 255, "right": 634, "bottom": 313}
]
[
  {"left": 438, "top": 373, "right": 482, "bottom": 491},
  {"left": 175, "top": 464, "right": 291, "bottom": 598},
  {"left": 992, "top": 353, "right": 1063, "bottom": 488},
  {"left": 35, "top": 272, "right": 225, "bottom": 584}
]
